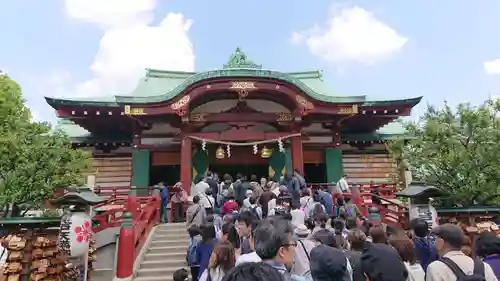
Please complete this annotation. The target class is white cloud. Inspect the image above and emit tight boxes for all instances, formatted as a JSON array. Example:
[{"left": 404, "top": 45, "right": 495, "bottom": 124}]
[
  {"left": 484, "top": 59, "right": 500, "bottom": 75},
  {"left": 62, "top": 0, "right": 195, "bottom": 97},
  {"left": 292, "top": 6, "right": 407, "bottom": 65}
]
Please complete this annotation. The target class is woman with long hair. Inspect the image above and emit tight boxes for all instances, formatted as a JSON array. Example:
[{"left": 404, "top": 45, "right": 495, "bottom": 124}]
[
  {"left": 221, "top": 223, "right": 240, "bottom": 255},
  {"left": 199, "top": 241, "right": 236, "bottom": 281},
  {"left": 388, "top": 234, "right": 425, "bottom": 281},
  {"left": 309, "top": 213, "right": 329, "bottom": 237},
  {"left": 196, "top": 223, "right": 218, "bottom": 280}
]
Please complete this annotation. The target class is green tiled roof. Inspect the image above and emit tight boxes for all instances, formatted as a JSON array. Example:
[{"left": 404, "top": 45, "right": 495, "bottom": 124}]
[
  {"left": 45, "top": 48, "right": 421, "bottom": 107},
  {"left": 54, "top": 119, "right": 91, "bottom": 138}
]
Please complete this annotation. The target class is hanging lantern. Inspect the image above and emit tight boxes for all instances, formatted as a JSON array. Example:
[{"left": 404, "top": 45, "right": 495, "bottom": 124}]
[
  {"left": 260, "top": 146, "right": 272, "bottom": 158},
  {"left": 215, "top": 146, "right": 225, "bottom": 159},
  {"left": 58, "top": 212, "right": 92, "bottom": 257}
]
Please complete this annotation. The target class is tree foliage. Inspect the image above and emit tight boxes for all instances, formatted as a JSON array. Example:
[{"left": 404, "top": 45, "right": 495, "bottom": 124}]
[
  {"left": 388, "top": 101, "right": 500, "bottom": 207},
  {"left": 0, "top": 74, "right": 92, "bottom": 215}
]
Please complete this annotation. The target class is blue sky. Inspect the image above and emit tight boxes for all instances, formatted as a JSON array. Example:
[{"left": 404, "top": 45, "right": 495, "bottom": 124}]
[{"left": 1, "top": 0, "right": 500, "bottom": 122}]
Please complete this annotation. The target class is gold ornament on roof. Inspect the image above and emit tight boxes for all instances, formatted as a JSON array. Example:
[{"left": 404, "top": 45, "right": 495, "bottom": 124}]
[
  {"left": 260, "top": 146, "right": 272, "bottom": 158},
  {"left": 215, "top": 146, "right": 225, "bottom": 159}
]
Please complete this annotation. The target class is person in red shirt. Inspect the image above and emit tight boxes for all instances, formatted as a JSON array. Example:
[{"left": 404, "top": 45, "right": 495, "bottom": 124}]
[{"left": 222, "top": 195, "right": 239, "bottom": 215}]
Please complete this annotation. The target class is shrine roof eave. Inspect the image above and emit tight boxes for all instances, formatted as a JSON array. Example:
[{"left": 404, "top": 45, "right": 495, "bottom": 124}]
[
  {"left": 342, "top": 133, "right": 415, "bottom": 142},
  {"left": 45, "top": 93, "right": 423, "bottom": 111},
  {"left": 45, "top": 96, "right": 120, "bottom": 108},
  {"left": 361, "top": 96, "right": 422, "bottom": 108}
]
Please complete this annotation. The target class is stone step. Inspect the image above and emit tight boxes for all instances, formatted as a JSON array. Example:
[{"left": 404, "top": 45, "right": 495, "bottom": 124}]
[
  {"left": 142, "top": 251, "right": 187, "bottom": 261},
  {"left": 147, "top": 245, "right": 187, "bottom": 254},
  {"left": 140, "top": 259, "right": 186, "bottom": 269},
  {"left": 136, "top": 267, "right": 182, "bottom": 278},
  {"left": 135, "top": 273, "right": 188, "bottom": 281},
  {"left": 155, "top": 228, "right": 189, "bottom": 235},
  {"left": 152, "top": 233, "right": 190, "bottom": 240},
  {"left": 150, "top": 239, "right": 189, "bottom": 247},
  {"left": 157, "top": 223, "right": 187, "bottom": 230}
]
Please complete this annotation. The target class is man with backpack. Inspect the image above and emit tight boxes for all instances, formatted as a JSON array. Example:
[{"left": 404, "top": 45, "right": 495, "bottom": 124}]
[
  {"left": 426, "top": 224, "right": 497, "bottom": 281},
  {"left": 338, "top": 197, "right": 360, "bottom": 222}
]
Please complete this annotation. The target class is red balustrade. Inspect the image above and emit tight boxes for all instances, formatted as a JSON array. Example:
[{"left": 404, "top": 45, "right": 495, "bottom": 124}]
[{"left": 309, "top": 182, "right": 408, "bottom": 228}]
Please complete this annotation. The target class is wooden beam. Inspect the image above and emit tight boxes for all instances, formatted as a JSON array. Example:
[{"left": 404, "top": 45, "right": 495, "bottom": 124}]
[
  {"left": 190, "top": 112, "right": 293, "bottom": 123},
  {"left": 188, "top": 131, "right": 293, "bottom": 141}
]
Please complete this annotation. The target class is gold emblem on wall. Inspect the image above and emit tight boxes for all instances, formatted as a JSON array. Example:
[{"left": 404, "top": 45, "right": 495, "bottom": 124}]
[
  {"left": 170, "top": 95, "right": 191, "bottom": 116},
  {"left": 190, "top": 113, "right": 207, "bottom": 122},
  {"left": 338, "top": 104, "right": 359, "bottom": 115},
  {"left": 171, "top": 95, "right": 191, "bottom": 110},
  {"left": 276, "top": 112, "right": 293, "bottom": 122},
  {"left": 295, "top": 95, "right": 315, "bottom": 115},
  {"left": 229, "top": 81, "right": 257, "bottom": 100},
  {"left": 124, "top": 105, "right": 146, "bottom": 115}
]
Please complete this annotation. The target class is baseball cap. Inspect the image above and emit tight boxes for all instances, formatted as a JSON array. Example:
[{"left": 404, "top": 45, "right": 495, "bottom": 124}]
[
  {"left": 431, "top": 223, "right": 464, "bottom": 248},
  {"left": 310, "top": 244, "right": 348, "bottom": 281}
]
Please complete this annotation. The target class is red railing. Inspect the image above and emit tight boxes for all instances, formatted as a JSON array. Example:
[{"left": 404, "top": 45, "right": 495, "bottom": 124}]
[
  {"left": 309, "top": 182, "right": 408, "bottom": 228},
  {"left": 92, "top": 186, "right": 160, "bottom": 233},
  {"left": 92, "top": 186, "right": 161, "bottom": 280}
]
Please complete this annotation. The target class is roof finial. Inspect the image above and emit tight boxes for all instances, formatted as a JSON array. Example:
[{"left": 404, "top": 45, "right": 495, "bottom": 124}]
[{"left": 223, "top": 47, "right": 262, "bottom": 69}]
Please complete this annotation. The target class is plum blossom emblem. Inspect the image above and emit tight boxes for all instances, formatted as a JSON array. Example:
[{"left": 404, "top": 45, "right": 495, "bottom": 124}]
[{"left": 74, "top": 220, "right": 91, "bottom": 243}]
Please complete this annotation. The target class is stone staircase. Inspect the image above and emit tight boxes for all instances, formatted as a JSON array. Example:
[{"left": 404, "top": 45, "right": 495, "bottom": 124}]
[{"left": 134, "top": 223, "right": 190, "bottom": 281}]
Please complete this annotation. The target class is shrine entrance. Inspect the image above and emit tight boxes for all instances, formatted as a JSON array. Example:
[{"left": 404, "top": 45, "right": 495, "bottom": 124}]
[{"left": 210, "top": 164, "right": 269, "bottom": 181}]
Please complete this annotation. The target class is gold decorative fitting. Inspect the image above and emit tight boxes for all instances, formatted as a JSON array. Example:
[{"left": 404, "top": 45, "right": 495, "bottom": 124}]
[
  {"left": 124, "top": 105, "right": 146, "bottom": 115},
  {"left": 206, "top": 85, "right": 211, "bottom": 89},
  {"left": 260, "top": 146, "right": 272, "bottom": 158},
  {"left": 229, "top": 81, "right": 257, "bottom": 90},
  {"left": 276, "top": 85, "right": 280, "bottom": 89},
  {"left": 295, "top": 95, "right": 314, "bottom": 115},
  {"left": 170, "top": 95, "right": 191, "bottom": 110},
  {"left": 276, "top": 112, "right": 293, "bottom": 122},
  {"left": 230, "top": 81, "right": 257, "bottom": 101},
  {"left": 190, "top": 113, "right": 207, "bottom": 122},
  {"left": 215, "top": 146, "right": 225, "bottom": 159}
]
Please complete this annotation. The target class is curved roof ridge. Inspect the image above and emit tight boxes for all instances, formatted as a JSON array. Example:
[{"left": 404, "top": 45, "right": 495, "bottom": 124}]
[
  {"left": 146, "top": 68, "right": 197, "bottom": 78},
  {"left": 287, "top": 70, "right": 323, "bottom": 79}
]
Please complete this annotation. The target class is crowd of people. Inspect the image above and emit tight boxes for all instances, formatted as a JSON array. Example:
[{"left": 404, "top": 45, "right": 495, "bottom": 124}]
[{"left": 164, "top": 171, "right": 500, "bottom": 281}]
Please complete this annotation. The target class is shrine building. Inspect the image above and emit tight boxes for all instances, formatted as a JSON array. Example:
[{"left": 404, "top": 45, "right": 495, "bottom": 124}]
[{"left": 45, "top": 48, "right": 421, "bottom": 193}]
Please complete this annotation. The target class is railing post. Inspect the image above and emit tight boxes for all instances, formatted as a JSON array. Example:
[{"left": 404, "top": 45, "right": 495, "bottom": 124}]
[
  {"left": 151, "top": 186, "right": 161, "bottom": 224},
  {"left": 351, "top": 184, "right": 368, "bottom": 217},
  {"left": 115, "top": 212, "right": 134, "bottom": 281},
  {"left": 125, "top": 186, "right": 140, "bottom": 219}
]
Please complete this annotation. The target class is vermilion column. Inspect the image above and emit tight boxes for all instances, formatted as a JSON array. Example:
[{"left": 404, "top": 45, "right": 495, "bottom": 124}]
[
  {"left": 291, "top": 136, "right": 304, "bottom": 173},
  {"left": 116, "top": 212, "right": 134, "bottom": 280},
  {"left": 180, "top": 137, "right": 192, "bottom": 195}
]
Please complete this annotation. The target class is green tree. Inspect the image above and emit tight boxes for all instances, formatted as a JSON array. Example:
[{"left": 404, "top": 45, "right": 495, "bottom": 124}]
[
  {"left": 388, "top": 101, "right": 500, "bottom": 207},
  {"left": 0, "top": 74, "right": 92, "bottom": 216}
]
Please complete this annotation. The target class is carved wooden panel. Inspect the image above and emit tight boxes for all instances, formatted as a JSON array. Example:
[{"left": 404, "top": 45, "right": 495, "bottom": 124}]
[{"left": 342, "top": 153, "right": 398, "bottom": 184}]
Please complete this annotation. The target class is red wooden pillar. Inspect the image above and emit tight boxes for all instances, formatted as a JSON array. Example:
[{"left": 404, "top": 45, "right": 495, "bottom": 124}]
[
  {"left": 115, "top": 212, "right": 134, "bottom": 279},
  {"left": 180, "top": 137, "right": 192, "bottom": 195},
  {"left": 291, "top": 136, "right": 304, "bottom": 173}
]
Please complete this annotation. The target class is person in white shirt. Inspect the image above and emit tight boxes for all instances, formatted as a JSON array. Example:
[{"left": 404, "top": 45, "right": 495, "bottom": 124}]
[
  {"left": 248, "top": 197, "right": 262, "bottom": 220},
  {"left": 200, "top": 189, "right": 216, "bottom": 215},
  {"left": 334, "top": 174, "right": 350, "bottom": 194},
  {"left": 192, "top": 176, "right": 210, "bottom": 198},
  {"left": 242, "top": 190, "right": 254, "bottom": 210},
  {"left": 290, "top": 201, "right": 305, "bottom": 228},
  {"left": 299, "top": 189, "right": 313, "bottom": 219},
  {"left": 267, "top": 197, "right": 277, "bottom": 217}
]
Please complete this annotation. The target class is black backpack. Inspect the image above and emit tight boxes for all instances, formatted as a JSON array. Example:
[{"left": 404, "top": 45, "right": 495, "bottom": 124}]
[{"left": 440, "top": 257, "right": 485, "bottom": 281}]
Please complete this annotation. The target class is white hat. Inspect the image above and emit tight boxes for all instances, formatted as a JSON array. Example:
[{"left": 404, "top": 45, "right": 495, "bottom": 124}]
[{"left": 295, "top": 224, "right": 310, "bottom": 237}]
